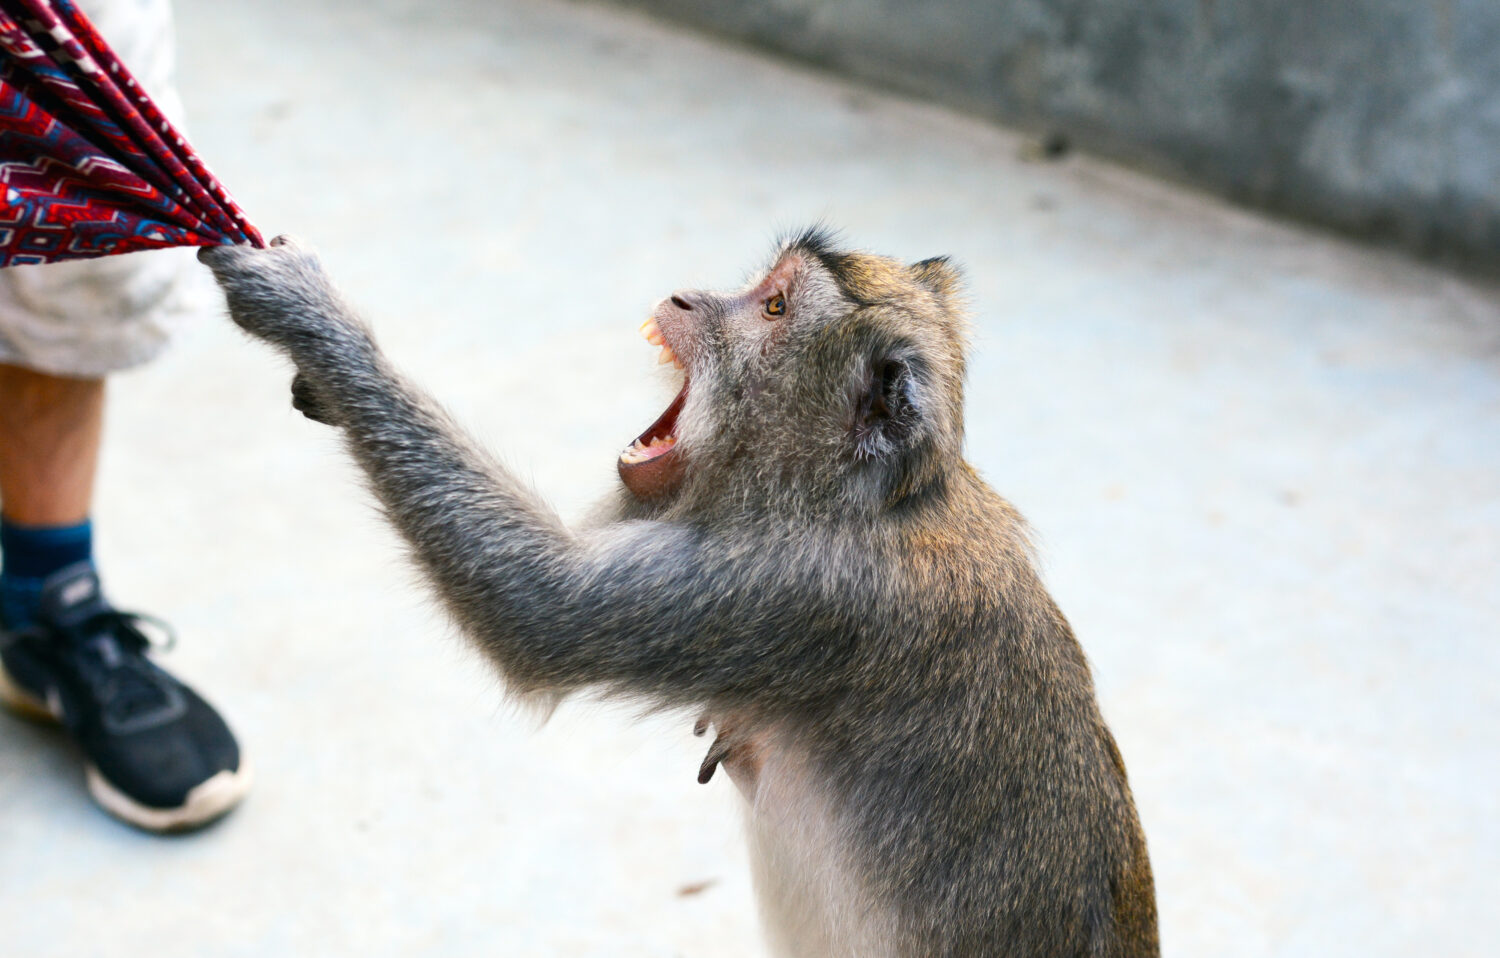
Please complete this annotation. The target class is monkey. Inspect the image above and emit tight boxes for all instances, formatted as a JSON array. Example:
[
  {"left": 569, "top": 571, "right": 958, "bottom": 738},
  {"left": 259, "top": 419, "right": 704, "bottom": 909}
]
[{"left": 198, "top": 229, "right": 1158, "bottom": 958}]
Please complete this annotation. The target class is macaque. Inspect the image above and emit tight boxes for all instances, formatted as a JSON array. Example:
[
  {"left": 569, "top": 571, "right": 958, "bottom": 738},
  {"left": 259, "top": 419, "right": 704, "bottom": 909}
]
[{"left": 201, "top": 230, "right": 1157, "bottom": 957}]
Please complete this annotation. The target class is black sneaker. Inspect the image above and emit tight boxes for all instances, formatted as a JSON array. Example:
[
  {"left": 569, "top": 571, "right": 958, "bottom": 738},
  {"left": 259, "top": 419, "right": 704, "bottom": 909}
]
[{"left": 0, "top": 562, "right": 251, "bottom": 832}]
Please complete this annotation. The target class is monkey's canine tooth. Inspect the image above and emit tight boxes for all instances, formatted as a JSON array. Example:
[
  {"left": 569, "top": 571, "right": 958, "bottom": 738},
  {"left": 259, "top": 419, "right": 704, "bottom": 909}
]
[
  {"left": 658, "top": 345, "right": 677, "bottom": 365},
  {"left": 640, "top": 318, "right": 664, "bottom": 345}
]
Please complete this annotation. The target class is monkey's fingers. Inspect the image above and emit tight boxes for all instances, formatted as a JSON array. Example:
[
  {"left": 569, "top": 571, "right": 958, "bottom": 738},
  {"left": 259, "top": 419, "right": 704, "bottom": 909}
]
[
  {"left": 197, "top": 234, "right": 306, "bottom": 269},
  {"left": 196, "top": 241, "right": 251, "bottom": 269}
]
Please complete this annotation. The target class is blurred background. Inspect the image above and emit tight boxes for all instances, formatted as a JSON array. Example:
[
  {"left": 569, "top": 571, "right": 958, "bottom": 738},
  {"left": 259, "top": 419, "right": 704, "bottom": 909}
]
[{"left": 0, "top": 0, "right": 1496, "bottom": 955}]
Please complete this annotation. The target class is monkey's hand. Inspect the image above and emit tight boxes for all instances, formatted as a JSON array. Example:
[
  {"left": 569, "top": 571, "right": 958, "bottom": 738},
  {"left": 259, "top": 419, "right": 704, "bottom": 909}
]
[{"left": 199, "top": 237, "right": 377, "bottom": 426}]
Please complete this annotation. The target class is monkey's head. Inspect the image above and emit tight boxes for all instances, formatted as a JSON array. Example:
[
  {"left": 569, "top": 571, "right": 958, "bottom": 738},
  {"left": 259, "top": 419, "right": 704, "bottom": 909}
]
[{"left": 620, "top": 228, "right": 969, "bottom": 513}]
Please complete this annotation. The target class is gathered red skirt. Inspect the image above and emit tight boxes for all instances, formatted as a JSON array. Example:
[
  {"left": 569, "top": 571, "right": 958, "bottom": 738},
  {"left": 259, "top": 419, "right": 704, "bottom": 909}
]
[{"left": 0, "top": 0, "right": 260, "bottom": 267}]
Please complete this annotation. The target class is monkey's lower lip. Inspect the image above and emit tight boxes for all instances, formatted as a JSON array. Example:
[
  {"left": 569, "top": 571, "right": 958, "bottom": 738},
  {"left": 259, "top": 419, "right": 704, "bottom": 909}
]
[{"left": 618, "top": 380, "right": 688, "bottom": 500}]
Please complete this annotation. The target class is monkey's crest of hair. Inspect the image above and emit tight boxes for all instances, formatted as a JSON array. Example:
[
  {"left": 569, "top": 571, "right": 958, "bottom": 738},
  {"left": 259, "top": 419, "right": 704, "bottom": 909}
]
[{"left": 644, "top": 226, "right": 975, "bottom": 521}]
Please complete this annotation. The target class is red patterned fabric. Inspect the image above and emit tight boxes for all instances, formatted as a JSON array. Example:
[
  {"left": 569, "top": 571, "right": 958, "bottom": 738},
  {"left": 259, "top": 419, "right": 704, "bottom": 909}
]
[{"left": 0, "top": 0, "right": 260, "bottom": 266}]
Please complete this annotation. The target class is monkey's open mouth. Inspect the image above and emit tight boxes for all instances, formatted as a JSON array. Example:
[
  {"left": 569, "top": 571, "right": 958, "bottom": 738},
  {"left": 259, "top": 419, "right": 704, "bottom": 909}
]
[
  {"left": 618, "top": 380, "right": 687, "bottom": 500},
  {"left": 619, "top": 315, "right": 689, "bottom": 500}
]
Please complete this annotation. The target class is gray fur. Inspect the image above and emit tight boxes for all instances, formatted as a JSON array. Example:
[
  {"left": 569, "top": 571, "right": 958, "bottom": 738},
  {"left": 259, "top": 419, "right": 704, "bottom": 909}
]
[{"left": 200, "top": 231, "right": 1157, "bottom": 957}]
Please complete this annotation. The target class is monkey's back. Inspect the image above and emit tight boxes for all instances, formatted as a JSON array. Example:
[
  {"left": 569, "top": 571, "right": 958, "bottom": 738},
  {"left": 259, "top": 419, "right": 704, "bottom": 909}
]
[{"left": 807, "top": 475, "right": 1158, "bottom": 957}]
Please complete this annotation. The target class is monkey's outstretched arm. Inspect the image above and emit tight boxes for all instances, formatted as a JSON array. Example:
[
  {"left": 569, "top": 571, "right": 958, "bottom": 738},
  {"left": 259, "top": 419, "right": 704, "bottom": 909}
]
[{"left": 200, "top": 241, "right": 863, "bottom": 708}]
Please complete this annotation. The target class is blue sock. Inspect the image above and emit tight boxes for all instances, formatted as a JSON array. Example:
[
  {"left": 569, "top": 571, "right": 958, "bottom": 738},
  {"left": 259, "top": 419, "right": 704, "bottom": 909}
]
[{"left": 0, "top": 518, "right": 93, "bottom": 629}]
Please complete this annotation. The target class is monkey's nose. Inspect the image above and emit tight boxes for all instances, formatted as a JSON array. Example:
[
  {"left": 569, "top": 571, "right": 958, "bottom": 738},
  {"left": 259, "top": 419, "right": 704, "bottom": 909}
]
[{"left": 670, "top": 291, "right": 697, "bottom": 311}]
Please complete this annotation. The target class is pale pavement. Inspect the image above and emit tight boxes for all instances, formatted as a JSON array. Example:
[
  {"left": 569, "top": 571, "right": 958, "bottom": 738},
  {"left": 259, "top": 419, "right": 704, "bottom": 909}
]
[{"left": 0, "top": 1, "right": 1495, "bottom": 955}]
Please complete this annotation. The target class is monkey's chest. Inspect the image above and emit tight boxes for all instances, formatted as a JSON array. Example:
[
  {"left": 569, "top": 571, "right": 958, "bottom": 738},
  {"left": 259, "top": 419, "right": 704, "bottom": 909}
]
[{"left": 720, "top": 725, "right": 893, "bottom": 958}]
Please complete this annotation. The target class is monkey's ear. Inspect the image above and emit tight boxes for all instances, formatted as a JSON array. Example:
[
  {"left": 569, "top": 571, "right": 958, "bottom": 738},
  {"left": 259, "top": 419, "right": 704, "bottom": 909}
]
[
  {"left": 909, "top": 256, "right": 960, "bottom": 297},
  {"left": 852, "top": 354, "right": 927, "bottom": 461}
]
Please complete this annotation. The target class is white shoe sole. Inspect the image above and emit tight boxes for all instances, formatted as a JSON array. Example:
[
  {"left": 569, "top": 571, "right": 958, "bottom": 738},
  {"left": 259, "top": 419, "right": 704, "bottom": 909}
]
[
  {"left": 0, "top": 657, "right": 252, "bottom": 832},
  {"left": 86, "top": 759, "right": 253, "bottom": 833}
]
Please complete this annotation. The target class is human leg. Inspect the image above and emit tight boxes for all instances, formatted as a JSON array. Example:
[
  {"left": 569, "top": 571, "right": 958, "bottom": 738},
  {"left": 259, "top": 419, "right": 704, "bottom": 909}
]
[
  {"left": 0, "top": 362, "right": 252, "bottom": 831},
  {"left": 0, "top": 364, "right": 103, "bottom": 527},
  {"left": 0, "top": 366, "right": 103, "bottom": 629}
]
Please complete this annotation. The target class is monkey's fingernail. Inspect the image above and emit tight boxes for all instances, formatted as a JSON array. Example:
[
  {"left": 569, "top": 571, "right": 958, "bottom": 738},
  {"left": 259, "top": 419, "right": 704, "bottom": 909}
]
[
  {"left": 658, "top": 344, "right": 677, "bottom": 366},
  {"left": 640, "top": 318, "right": 664, "bottom": 345}
]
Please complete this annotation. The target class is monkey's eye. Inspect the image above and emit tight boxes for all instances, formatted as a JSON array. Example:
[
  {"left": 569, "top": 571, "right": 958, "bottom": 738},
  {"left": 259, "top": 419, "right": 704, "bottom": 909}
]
[{"left": 764, "top": 293, "right": 786, "bottom": 318}]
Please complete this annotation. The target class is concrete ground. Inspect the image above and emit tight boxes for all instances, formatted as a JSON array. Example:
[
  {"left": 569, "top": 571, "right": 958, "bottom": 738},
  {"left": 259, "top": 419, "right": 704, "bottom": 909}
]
[{"left": 2, "top": 0, "right": 1497, "bottom": 955}]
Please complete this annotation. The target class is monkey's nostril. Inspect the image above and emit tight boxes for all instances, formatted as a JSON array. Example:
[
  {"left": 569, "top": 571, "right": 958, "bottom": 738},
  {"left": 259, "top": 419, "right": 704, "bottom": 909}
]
[{"left": 671, "top": 294, "right": 693, "bottom": 311}]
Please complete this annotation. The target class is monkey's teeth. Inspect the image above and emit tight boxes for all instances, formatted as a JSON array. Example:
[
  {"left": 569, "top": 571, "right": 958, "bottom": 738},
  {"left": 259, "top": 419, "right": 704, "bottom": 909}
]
[
  {"left": 620, "top": 434, "right": 677, "bottom": 464},
  {"left": 640, "top": 318, "right": 664, "bottom": 346},
  {"left": 658, "top": 345, "right": 677, "bottom": 366}
]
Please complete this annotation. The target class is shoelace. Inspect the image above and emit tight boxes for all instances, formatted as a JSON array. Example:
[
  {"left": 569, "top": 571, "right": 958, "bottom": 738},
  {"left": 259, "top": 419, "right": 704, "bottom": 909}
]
[{"left": 56, "top": 611, "right": 180, "bottom": 724}]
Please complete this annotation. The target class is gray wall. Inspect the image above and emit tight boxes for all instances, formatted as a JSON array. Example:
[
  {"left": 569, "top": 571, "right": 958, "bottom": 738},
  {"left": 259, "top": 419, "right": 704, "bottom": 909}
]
[{"left": 607, "top": 0, "right": 1500, "bottom": 273}]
